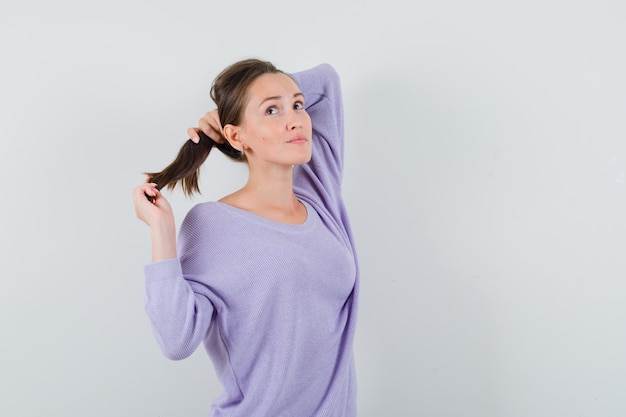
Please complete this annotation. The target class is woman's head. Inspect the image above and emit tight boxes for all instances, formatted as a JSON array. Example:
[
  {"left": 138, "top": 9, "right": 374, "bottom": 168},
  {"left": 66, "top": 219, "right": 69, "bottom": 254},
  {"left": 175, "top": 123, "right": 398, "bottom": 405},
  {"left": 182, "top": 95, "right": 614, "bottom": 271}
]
[
  {"left": 146, "top": 58, "right": 293, "bottom": 196},
  {"left": 222, "top": 71, "right": 312, "bottom": 168}
]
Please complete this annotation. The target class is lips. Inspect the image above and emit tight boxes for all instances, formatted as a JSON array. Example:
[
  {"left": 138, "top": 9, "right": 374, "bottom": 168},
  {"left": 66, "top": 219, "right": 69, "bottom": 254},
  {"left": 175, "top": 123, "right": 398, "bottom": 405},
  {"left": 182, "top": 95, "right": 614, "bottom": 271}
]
[{"left": 287, "top": 135, "right": 308, "bottom": 144}]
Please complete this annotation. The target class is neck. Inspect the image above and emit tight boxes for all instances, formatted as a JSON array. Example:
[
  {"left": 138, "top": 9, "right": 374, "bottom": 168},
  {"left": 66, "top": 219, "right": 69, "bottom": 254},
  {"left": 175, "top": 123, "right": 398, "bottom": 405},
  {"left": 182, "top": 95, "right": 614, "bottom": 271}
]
[
  {"left": 219, "top": 162, "right": 306, "bottom": 224},
  {"left": 243, "top": 163, "right": 298, "bottom": 209}
]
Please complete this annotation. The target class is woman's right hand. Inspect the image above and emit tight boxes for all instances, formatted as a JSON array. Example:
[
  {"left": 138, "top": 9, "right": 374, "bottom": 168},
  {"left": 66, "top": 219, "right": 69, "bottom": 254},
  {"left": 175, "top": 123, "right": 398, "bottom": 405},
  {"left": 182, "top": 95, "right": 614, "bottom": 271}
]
[
  {"left": 133, "top": 181, "right": 177, "bottom": 261},
  {"left": 133, "top": 182, "right": 174, "bottom": 228},
  {"left": 187, "top": 109, "right": 224, "bottom": 144}
]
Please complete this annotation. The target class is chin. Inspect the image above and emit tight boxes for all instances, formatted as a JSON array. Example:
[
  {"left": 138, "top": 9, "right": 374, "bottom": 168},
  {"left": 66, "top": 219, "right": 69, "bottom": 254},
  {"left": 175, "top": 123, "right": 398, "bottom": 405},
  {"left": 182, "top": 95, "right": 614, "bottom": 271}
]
[{"left": 295, "top": 153, "right": 313, "bottom": 165}]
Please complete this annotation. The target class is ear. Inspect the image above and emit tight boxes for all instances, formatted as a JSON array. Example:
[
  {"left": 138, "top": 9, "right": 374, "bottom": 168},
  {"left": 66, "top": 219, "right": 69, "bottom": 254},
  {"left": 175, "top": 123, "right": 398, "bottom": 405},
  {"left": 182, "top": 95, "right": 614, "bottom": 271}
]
[{"left": 222, "top": 124, "right": 244, "bottom": 152}]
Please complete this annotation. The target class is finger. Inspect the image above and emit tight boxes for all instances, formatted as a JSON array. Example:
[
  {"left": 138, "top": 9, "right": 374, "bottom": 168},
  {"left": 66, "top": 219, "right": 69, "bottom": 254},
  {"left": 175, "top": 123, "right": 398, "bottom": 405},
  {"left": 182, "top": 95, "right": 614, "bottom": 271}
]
[
  {"left": 198, "top": 119, "right": 223, "bottom": 143},
  {"left": 133, "top": 187, "right": 152, "bottom": 206},
  {"left": 136, "top": 182, "right": 157, "bottom": 193},
  {"left": 187, "top": 127, "right": 200, "bottom": 144},
  {"left": 134, "top": 183, "right": 158, "bottom": 201},
  {"left": 144, "top": 190, "right": 160, "bottom": 204},
  {"left": 207, "top": 110, "right": 223, "bottom": 132},
  {"left": 203, "top": 109, "right": 222, "bottom": 131}
]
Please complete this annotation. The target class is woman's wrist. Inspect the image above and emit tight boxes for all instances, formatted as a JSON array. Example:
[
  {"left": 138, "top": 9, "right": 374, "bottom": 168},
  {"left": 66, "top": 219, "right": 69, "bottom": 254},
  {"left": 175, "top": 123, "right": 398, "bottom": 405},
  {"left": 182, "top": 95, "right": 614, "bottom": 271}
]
[{"left": 150, "top": 221, "right": 177, "bottom": 262}]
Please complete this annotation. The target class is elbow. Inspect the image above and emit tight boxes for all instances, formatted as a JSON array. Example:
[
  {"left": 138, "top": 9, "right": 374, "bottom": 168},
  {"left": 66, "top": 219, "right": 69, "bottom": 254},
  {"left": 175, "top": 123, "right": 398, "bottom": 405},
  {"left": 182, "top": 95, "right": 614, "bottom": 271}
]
[
  {"left": 316, "top": 63, "right": 340, "bottom": 84},
  {"left": 149, "top": 321, "right": 205, "bottom": 360},
  {"left": 144, "top": 292, "right": 214, "bottom": 361},
  {"left": 156, "top": 336, "right": 197, "bottom": 361},
  {"left": 161, "top": 346, "right": 194, "bottom": 361}
]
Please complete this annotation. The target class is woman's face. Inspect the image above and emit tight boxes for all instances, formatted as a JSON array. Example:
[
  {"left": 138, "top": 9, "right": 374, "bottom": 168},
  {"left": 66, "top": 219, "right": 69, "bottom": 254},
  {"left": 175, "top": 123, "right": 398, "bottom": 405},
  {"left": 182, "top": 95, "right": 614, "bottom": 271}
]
[{"left": 235, "top": 72, "right": 312, "bottom": 168}]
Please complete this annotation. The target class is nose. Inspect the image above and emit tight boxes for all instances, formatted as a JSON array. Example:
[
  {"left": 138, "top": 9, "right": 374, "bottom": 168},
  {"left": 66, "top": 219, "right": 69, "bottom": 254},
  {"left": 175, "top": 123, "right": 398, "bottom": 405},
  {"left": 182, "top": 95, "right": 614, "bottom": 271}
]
[{"left": 287, "top": 110, "right": 303, "bottom": 130}]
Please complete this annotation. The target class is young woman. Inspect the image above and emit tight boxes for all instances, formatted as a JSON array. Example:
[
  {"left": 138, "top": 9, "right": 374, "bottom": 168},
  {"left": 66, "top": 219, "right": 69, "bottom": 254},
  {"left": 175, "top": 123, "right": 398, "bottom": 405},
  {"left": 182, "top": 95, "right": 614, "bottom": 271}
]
[{"left": 133, "top": 59, "right": 360, "bottom": 416}]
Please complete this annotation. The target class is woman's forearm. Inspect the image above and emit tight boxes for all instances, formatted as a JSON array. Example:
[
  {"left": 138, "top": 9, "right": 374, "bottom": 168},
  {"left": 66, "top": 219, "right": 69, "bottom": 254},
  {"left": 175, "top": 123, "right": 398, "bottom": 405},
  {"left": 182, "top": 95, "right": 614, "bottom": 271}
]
[{"left": 150, "top": 219, "right": 177, "bottom": 262}]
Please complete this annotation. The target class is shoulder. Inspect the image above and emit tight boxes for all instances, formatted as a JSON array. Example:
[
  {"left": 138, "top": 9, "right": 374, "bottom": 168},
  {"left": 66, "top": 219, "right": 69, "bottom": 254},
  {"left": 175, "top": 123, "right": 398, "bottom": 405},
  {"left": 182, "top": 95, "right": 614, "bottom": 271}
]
[
  {"left": 184, "top": 201, "right": 222, "bottom": 221},
  {"left": 180, "top": 202, "right": 228, "bottom": 235},
  {"left": 178, "top": 202, "right": 241, "bottom": 253}
]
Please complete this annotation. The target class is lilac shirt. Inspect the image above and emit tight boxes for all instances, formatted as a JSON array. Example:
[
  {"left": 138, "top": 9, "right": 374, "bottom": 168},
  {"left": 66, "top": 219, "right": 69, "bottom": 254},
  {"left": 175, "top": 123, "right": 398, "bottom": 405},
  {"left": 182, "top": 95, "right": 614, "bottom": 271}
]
[{"left": 144, "top": 64, "right": 360, "bottom": 417}]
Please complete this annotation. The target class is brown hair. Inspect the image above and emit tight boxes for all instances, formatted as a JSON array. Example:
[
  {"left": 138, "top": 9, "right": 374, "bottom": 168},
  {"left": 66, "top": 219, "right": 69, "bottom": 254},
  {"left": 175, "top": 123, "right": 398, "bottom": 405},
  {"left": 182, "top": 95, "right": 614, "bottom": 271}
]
[{"left": 146, "top": 58, "right": 284, "bottom": 196}]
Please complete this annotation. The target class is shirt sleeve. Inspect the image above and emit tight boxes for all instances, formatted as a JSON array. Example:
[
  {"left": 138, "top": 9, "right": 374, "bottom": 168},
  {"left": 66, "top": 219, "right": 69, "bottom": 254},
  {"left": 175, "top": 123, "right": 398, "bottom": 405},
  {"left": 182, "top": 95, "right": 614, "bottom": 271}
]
[
  {"left": 143, "top": 208, "right": 216, "bottom": 361},
  {"left": 291, "top": 64, "right": 346, "bottom": 222}
]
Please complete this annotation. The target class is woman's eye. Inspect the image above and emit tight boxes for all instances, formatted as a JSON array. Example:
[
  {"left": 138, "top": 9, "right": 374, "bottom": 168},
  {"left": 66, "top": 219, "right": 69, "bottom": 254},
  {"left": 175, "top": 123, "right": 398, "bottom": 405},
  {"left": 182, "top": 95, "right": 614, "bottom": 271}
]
[
  {"left": 294, "top": 101, "right": 304, "bottom": 110},
  {"left": 265, "top": 106, "right": 278, "bottom": 115}
]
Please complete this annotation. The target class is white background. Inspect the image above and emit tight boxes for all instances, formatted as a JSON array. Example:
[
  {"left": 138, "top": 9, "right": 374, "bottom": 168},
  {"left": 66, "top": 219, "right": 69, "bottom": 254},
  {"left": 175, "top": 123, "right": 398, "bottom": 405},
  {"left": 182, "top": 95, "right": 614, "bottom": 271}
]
[{"left": 1, "top": 1, "right": 626, "bottom": 416}]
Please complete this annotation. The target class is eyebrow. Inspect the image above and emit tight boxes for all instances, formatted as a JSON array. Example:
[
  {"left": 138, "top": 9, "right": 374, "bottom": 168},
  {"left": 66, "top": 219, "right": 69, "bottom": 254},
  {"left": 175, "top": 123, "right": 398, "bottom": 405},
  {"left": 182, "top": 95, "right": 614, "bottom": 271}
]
[{"left": 259, "top": 92, "right": 304, "bottom": 107}]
